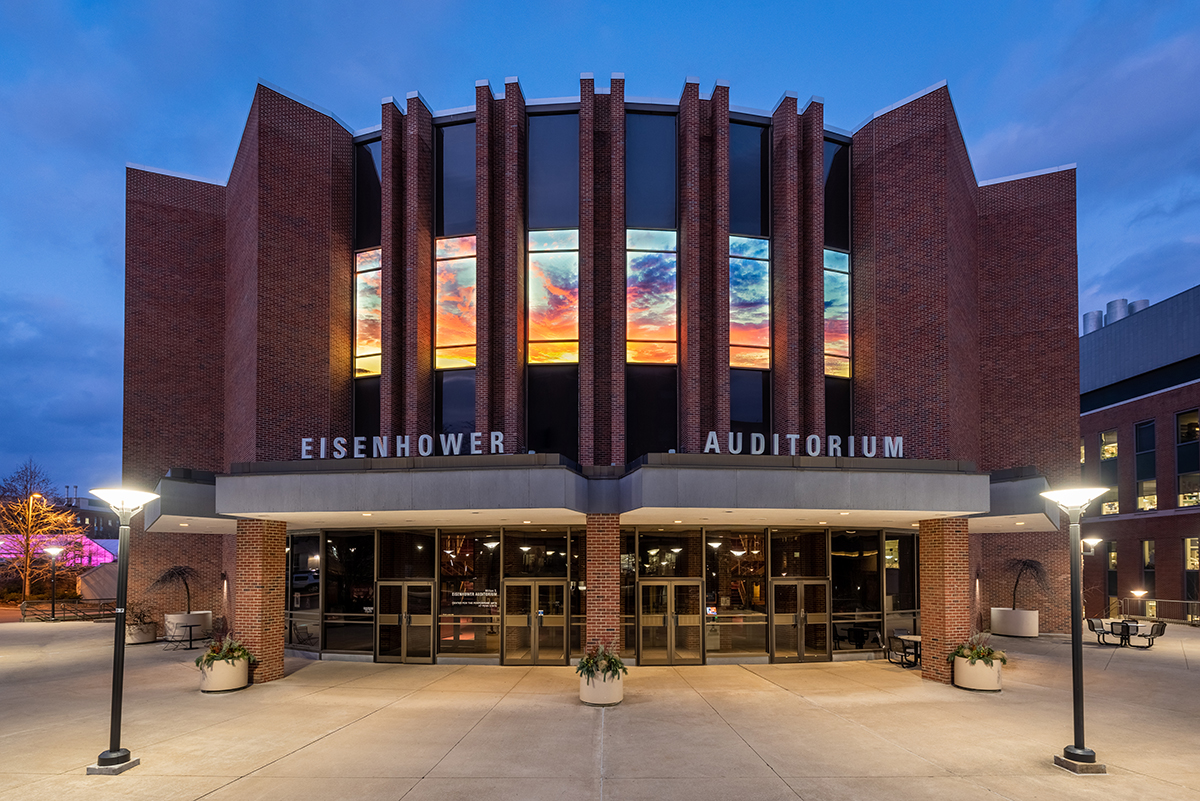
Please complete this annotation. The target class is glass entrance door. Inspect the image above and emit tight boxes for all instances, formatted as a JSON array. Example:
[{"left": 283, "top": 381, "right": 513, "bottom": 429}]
[
  {"left": 638, "top": 580, "right": 705, "bottom": 665},
  {"left": 376, "top": 581, "right": 435, "bottom": 663},
  {"left": 502, "top": 580, "right": 568, "bottom": 665},
  {"left": 770, "top": 580, "right": 831, "bottom": 663}
]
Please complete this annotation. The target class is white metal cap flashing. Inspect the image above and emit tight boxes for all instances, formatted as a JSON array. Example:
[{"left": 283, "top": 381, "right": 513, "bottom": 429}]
[
  {"left": 126, "top": 162, "right": 223, "bottom": 187},
  {"left": 978, "top": 163, "right": 1077, "bottom": 186},
  {"left": 580, "top": 72, "right": 595, "bottom": 80},
  {"left": 611, "top": 72, "right": 625, "bottom": 79},
  {"left": 800, "top": 94, "right": 824, "bottom": 115},
  {"left": 381, "top": 97, "right": 406, "bottom": 113},
  {"left": 476, "top": 79, "right": 490, "bottom": 87},
  {"left": 405, "top": 90, "right": 432, "bottom": 111},
  {"left": 853, "top": 79, "right": 948, "bottom": 133},
  {"left": 258, "top": 79, "right": 354, "bottom": 133},
  {"left": 352, "top": 124, "right": 382, "bottom": 137},
  {"left": 773, "top": 90, "right": 799, "bottom": 114}
]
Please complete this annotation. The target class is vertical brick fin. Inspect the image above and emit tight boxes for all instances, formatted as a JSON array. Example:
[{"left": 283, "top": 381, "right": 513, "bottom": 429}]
[
  {"left": 380, "top": 101, "right": 406, "bottom": 439},
  {"left": 919, "top": 517, "right": 971, "bottom": 684},
  {"left": 579, "top": 76, "right": 597, "bottom": 465},
  {"left": 798, "top": 101, "right": 825, "bottom": 436},
  {"left": 978, "top": 169, "right": 1078, "bottom": 488},
  {"left": 125, "top": 168, "right": 226, "bottom": 491},
  {"left": 404, "top": 95, "right": 435, "bottom": 436},
  {"left": 250, "top": 86, "right": 354, "bottom": 462},
  {"left": 592, "top": 92, "right": 613, "bottom": 466},
  {"left": 585, "top": 513, "right": 621, "bottom": 651},
  {"left": 234, "top": 519, "right": 287, "bottom": 683},
  {"left": 945, "top": 107, "right": 980, "bottom": 465},
  {"left": 225, "top": 92, "right": 261, "bottom": 466},
  {"left": 608, "top": 77, "right": 626, "bottom": 464},
  {"left": 475, "top": 82, "right": 495, "bottom": 433},
  {"left": 852, "top": 87, "right": 955, "bottom": 459},
  {"left": 710, "top": 85, "right": 732, "bottom": 439},
  {"left": 698, "top": 96, "right": 715, "bottom": 434},
  {"left": 770, "top": 96, "right": 801, "bottom": 438},
  {"left": 677, "top": 80, "right": 703, "bottom": 452},
  {"left": 502, "top": 81, "right": 528, "bottom": 451}
]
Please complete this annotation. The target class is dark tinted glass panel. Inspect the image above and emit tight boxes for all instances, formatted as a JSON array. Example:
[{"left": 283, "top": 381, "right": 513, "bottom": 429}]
[
  {"left": 770, "top": 530, "right": 826, "bottom": 577},
  {"left": 1100, "top": 458, "right": 1118, "bottom": 487},
  {"left": 885, "top": 535, "right": 916, "bottom": 611},
  {"left": 638, "top": 530, "right": 702, "bottom": 577},
  {"left": 1186, "top": 571, "right": 1199, "bottom": 602},
  {"left": 528, "top": 114, "right": 580, "bottom": 229},
  {"left": 1136, "top": 421, "right": 1155, "bottom": 452},
  {"left": 831, "top": 532, "right": 880, "bottom": 613},
  {"left": 354, "top": 141, "right": 382, "bottom": 249},
  {"left": 354, "top": 376, "right": 380, "bottom": 440},
  {"left": 729, "top": 123, "right": 770, "bottom": 237},
  {"left": 731, "top": 368, "right": 770, "bottom": 439},
  {"left": 1136, "top": 451, "right": 1156, "bottom": 481},
  {"left": 324, "top": 533, "right": 375, "bottom": 615},
  {"left": 436, "top": 123, "right": 477, "bottom": 237},
  {"left": 504, "top": 529, "right": 569, "bottom": 578},
  {"left": 625, "top": 113, "right": 676, "bottom": 229},
  {"left": 625, "top": 364, "right": 677, "bottom": 461},
  {"left": 288, "top": 536, "right": 320, "bottom": 612},
  {"left": 825, "top": 376, "right": 852, "bottom": 443},
  {"left": 823, "top": 140, "right": 850, "bottom": 250},
  {"left": 379, "top": 529, "right": 436, "bottom": 579},
  {"left": 436, "top": 369, "right": 476, "bottom": 449},
  {"left": 1179, "top": 441, "right": 1199, "bottom": 474},
  {"left": 527, "top": 364, "right": 579, "bottom": 461},
  {"left": 1108, "top": 571, "right": 1118, "bottom": 597},
  {"left": 620, "top": 530, "right": 637, "bottom": 652}
]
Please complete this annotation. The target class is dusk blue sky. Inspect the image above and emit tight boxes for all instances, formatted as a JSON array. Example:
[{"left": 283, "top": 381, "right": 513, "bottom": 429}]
[{"left": 1, "top": 1, "right": 1197, "bottom": 493}]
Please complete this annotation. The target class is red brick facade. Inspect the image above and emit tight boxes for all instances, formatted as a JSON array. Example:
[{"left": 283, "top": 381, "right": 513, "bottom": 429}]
[{"left": 123, "top": 77, "right": 1078, "bottom": 676}]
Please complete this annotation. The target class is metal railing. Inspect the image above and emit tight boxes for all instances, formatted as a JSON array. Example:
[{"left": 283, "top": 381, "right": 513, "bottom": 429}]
[
  {"left": 20, "top": 599, "right": 116, "bottom": 621},
  {"left": 1118, "top": 597, "right": 1200, "bottom": 624}
]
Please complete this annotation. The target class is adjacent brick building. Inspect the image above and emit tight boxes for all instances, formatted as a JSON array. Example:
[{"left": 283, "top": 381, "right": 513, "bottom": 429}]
[{"left": 124, "top": 76, "right": 1080, "bottom": 685}]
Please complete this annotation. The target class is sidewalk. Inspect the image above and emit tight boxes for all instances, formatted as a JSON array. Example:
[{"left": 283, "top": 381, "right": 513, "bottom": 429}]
[{"left": 1, "top": 619, "right": 1198, "bottom": 800}]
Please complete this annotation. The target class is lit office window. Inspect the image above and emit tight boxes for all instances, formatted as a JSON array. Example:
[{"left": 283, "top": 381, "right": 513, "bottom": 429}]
[
  {"left": 435, "top": 236, "right": 477, "bottom": 369},
  {"left": 354, "top": 249, "right": 382, "bottom": 377},
  {"left": 1136, "top": 420, "right": 1156, "bottom": 511},
  {"left": 1186, "top": 538, "right": 1198, "bottom": 612},
  {"left": 730, "top": 236, "right": 770, "bottom": 368},
  {"left": 1178, "top": 410, "right": 1199, "bottom": 507},
  {"left": 626, "top": 229, "right": 677, "bottom": 364},
  {"left": 823, "top": 249, "right": 850, "bottom": 377},
  {"left": 528, "top": 230, "right": 580, "bottom": 363},
  {"left": 1100, "top": 429, "right": 1118, "bottom": 515}
]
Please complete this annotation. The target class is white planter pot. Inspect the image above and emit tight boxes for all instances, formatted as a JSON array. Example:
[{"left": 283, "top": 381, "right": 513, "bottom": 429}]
[
  {"left": 199, "top": 658, "right": 250, "bottom": 693},
  {"left": 164, "top": 611, "right": 213, "bottom": 643},
  {"left": 580, "top": 674, "right": 624, "bottom": 706},
  {"left": 990, "top": 608, "right": 1039, "bottom": 637},
  {"left": 953, "top": 656, "right": 1003, "bottom": 692},
  {"left": 125, "top": 623, "right": 157, "bottom": 644}
]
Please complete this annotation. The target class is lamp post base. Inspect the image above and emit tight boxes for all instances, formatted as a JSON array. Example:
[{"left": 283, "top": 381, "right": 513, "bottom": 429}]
[
  {"left": 87, "top": 756, "right": 140, "bottom": 775},
  {"left": 96, "top": 748, "right": 133, "bottom": 766},
  {"left": 1063, "top": 745, "right": 1096, "bottom": 763},
  {"left": 1055, "top": 752, "right": 1106, "bottom": 775}
]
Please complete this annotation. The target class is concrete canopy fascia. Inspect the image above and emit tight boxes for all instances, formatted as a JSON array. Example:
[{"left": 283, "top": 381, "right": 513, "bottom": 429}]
[
  {"left": 968, "top": 475, "right": 1062, "bottom": 533},
  {"left": 144, "top": 477, "right": 239, "bottom": 535}
]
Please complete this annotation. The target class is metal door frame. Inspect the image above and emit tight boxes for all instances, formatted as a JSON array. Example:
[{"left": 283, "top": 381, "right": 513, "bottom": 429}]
[
  {"left": 637, "top": 578, "right": 706, "bottom": 666},
  {"left": 375, "top": 580, "right": 436, "bottom": 664},
  {"left": 501, "top": 579, "right": 570, "bottom": 665},
  {"left": 769, "top": 578, "right": 832, "bottom": 663}
]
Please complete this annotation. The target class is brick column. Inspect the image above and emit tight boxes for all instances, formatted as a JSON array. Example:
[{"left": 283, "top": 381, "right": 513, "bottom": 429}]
[
  {"left": 235, "top": 519, "right": 287, "bottom": 684},
  {"left": 579, "top": 74, "right": 597, "bottom": 465},
  {"left": 798, "top": 100, "right": 826, "bottom": 436},
  {"left": 475, "top": 80, "right": 496, "bottom": 432},
  {"left": 607, "top": 74, "right": 626, "bottom": 464},
  {"left": 585, "top": 513, "right": 621, "bottom": 652},
  {"left": 678, "top": 77, "right": 703, "bottom": 452},
  {"left": 770, "top": 94, "right": 801, "bottom": 437},
  {"left": 501, "top": 77, "right": 528, "bottom": 452},
  {"left": 919, "top": 517, "right": 971, "bottom": 684},
  {"left": 710, "top": 82, "right": 731, "bottom": 439},
  {"left": 403, "top": 91, "right": 434, "bottom": 437},
  {"left": 380, "top": 99, "right": 405, "bottom": 440}
]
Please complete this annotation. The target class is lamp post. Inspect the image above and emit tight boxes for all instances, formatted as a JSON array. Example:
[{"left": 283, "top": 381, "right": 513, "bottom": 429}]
[
  {"left": 43, "top": 546, "right": 64, "bottom": 620},
  {"left": 1041, "top": 487, "right": 1108, "bottom": 771},
  {"left": 87, "top": 488, "right": 158, "bottom": 775},
  {"left": 25, "top": 493, "right": 42, "bottom": 600}
]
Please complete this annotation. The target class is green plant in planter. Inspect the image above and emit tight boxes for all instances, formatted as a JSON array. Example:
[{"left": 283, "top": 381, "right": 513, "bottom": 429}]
[
  {"left": 947, "top": 632, "right": 1008, "bottom": 667},
  {"left": 125, "top": 599, "right": 156, "bottom": 629},
  {"left": 576, "top": 645, "right": 628, "bottom": 685},
  {"left": 195, "top": 635, "right": 257, "bottom": 669}
]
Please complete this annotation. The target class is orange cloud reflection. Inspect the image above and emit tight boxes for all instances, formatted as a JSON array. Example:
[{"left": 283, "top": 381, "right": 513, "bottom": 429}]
[
  {"left": 436, "top": 346, "right": 477, "bottom": 369},
  {"left": 436, "top": 257, "right": 477, "bottom": 348},
  {"left": 824, "top": 355, "right": 851, "bottom": 378},
  {"left": 437, "top": 236, "right": 477, "bottom": 260},
  {"left": 528, "top": 342, "right": 580, "bottom": 364},
  {"left": 627, "top": 341, "right": 677, "bottom": 364},
  {"left": 730, "top": 347, "right": 770, "bottom": 369}
]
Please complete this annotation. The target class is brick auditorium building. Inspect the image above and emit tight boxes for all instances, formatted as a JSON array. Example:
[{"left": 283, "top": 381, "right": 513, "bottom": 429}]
[{"left": 123, "top": 74, "right": 1080, "bottom": 685}]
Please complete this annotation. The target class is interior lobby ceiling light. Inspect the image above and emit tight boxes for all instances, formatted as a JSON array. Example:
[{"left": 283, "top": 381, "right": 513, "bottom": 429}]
[
  {"left": 671, "top": 547, "right": 683, "bottom": 553},
  {"left": 484, "top": 541, "right": 499, "bottom": 549},
  {"left": 708, "top": 541, "right": 721, "bottom": 548}
]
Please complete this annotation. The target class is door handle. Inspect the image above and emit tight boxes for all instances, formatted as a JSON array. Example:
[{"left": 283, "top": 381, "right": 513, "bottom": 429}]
[{"left": 404, "top": 612, "right": 411, "bottom": 626}]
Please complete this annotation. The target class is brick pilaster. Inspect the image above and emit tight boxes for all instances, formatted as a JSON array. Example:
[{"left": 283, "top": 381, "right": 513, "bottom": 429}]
[
  {"left": 919, "top": 517, "right": 971, "bottom": 684},
  {"left": 234, "top": 518, "right": 287, "bottom": 683},
  {"left": 710, "top": 82, "right": 732, "bottom": 439},
  {"left": 475, "top": 80, "right": 496, "bottom": 433},
  {"left": 579, "top": 74, "right": 597, "bottom": 465},
  {"left": 501, "top": 77, "right": 528, "bottom": 452},
  {"left": 770, "top": 94, "right": 801, "bottom": 438},
  {"left": 585, "top": 513, "right": 621, "bottom": 652},
  {"left": 678, "top": 78, "right": 703, "bottom": 453},
  {"left": 607, "top": 74, "right": 626, "bottom": 464},
  {"left": 798, "top": 99, "right": 825, "bottom": 436},
  {"left": 403, "top": 92, "right": 434, "bottom": 436},
  {"left": 380, "top": 99, "right": 406, "bottom": 440}
]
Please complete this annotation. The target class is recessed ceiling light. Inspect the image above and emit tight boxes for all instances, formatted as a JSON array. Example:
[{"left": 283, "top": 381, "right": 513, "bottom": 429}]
[
  {"left": 674, "top": 520, "right": 682, "bottom": 524},
  {"left": 362, "top": 513, "right": 372, "bottom": 516},
  {"left": 1015, "top": 521, "right": 1025, "bottom": 525},
  {"left": 179, "top": 523, "right": 189, "bottom": 527},
  {"left": 523, "top": 520, "right": 531, "bottom": 524},
  {"left": 839, "top": 512, "right": 850, "bottom": 515},
  {"left": 911, "top": 523, "right": 919, "bottom": 527},
  {"left": 817, "top": 521, "right": 827, "bottom": 525}
]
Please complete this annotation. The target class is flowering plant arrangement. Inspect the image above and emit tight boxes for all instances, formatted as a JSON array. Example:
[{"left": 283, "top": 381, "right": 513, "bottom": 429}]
[
  {"left": 946, "top": 632, "right": 1007, "bottom": 668},
  {"left": 195, "top": 635, "right": 257, "bottom": 669},
  {"left": 576, "top": 644, "right": 628, "bottom": 686}
]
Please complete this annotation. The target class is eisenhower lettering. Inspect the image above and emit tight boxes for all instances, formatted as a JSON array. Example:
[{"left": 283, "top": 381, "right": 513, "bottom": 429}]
[{"left": 301, "top": 431, "right": 506, "bottom": 459}]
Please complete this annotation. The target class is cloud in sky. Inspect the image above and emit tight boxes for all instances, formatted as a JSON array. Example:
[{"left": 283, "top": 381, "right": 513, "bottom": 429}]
[{"left": 1, "top": 0, "right": 1197, "bottom": 485}]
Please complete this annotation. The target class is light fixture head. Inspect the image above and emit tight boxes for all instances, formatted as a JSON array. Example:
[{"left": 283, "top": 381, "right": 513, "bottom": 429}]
[
  {"left": 647, "top": 548, "right": 660, "bottom": 556},
  {"left": 673, "top": 520, "right": 682, "bottom": 524},
  {"left": 1131, "top": 589, "right": 1148, "bottom": 598},
  {"left": 671, "top": 547, "right": 683, "bottom": 553},
  {"left": 522, "top": 520, "right": 531, "bottom": 524},
  {"left": 484, "top": 541, "right": 499, "bottom": 549},
  {"left": 1040, "top": 487, "right": 1109, "bottom": 510},
  {"left": 731, "top": 550, "right": 746, "bottom": 557},
  {"left": 839, "top": 512, "right": 850, "bottom": 516},
  {"left": 1082, "top": 537, "right": 1103, "bottom": 548},
  {"left": 708, "top": 541, "right": 722, "bottom": 549},
  {"left": 43, "top": 546, "right": 64, "bottom": 557},
  {"left": 90, "top": 488, "right": 159, "bottom": 514},
  {"left": 519, "top": 546, "right": 532, "bottom": 552},
  {"left": 362, "top": 513, "right": 372, "bottom": 516}
]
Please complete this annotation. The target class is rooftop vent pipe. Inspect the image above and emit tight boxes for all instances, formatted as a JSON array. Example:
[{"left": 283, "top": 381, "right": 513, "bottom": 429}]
[
  {"left": 1105, "top": 299, "right": 1129, "bottom": 325},
  {"left": 1128, "top": 299, "right": 1149, "bottom": 314},
  {"left": 1082, "top": 311, "right": 1104, "bottom": 333}
]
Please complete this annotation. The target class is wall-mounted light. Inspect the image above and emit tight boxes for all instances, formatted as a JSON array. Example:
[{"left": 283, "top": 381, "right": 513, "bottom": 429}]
[
  {"left": 1131, "top": 589, "right": 1147, "bottom": 598},
  {"left": 731, "top": 550, "right": 746, "bottom": 557},
  {"left": 1082, "top": 537, "right": 1103, "bottom": 557}
]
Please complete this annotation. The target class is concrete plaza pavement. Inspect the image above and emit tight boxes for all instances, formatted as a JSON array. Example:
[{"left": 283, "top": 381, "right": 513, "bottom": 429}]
[{"left": 1, "top": 617, "right": 1199, "bottom": 800}]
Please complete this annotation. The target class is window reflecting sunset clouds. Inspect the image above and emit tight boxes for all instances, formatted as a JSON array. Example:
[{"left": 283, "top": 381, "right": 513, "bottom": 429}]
[
  {"left": 528, "top": 230, "right": 579, "bottom": 364},
  {"left": 626, "top": 229, "right": 677, "bottom": 364},
  {"left": 729, "top": 236, "right": 770, "bottom": 368},
  {"left": 436, "top": 236, "right": 477, "bottom": 369},
  {"left": 355, "top": 249, "right": 382, "bottom": 377},
  {"left": 823, "top": 249, "right": 851, "bottom": 377}
]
